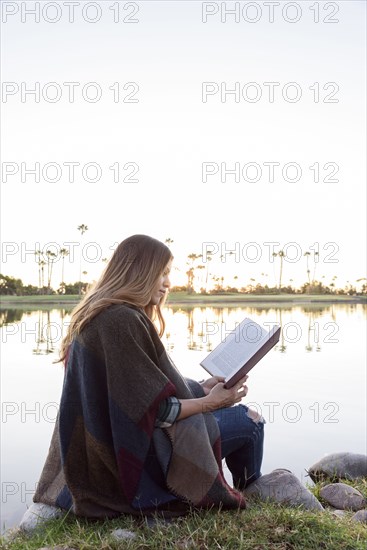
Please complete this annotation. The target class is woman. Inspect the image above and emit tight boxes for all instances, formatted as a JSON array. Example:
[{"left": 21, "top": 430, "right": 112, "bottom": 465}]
[{"left": 33, "top": 235, "right": 265, "bottom": 519}]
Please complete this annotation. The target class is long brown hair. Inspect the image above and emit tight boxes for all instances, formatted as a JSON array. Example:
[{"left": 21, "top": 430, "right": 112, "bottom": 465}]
[{"left": 58, "top": 234, "right": 173, "bottom": 363}]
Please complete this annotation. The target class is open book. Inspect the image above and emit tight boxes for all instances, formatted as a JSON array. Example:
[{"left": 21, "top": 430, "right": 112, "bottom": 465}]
[{"left": 200, "top": 317, "right": 281, "bottom": 388}]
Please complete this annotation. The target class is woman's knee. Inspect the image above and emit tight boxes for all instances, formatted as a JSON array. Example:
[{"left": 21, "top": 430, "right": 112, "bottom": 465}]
[{"left": 245, "top": 407, "right": 266, "bottom": 427}]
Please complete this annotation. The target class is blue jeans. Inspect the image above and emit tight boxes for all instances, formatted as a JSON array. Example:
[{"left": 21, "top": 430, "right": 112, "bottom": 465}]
[{"left": 213, "top": 404, "right": 265, "bottom": 490}]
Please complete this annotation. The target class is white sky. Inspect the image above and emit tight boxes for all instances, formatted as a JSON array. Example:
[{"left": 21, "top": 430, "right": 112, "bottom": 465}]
[{"left": 1, "top": 0, "right": 366, "bottom": 289}]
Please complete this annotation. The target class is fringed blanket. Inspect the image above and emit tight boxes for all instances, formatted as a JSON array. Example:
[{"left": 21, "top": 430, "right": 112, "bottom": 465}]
[{"left": 34, "top": 303, "right": 246, "bottom": 517}]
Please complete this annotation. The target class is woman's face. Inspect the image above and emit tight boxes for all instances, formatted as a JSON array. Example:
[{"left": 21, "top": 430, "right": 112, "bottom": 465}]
[{"left": 149, "top": 259, "right": 172, "bottom": 305}]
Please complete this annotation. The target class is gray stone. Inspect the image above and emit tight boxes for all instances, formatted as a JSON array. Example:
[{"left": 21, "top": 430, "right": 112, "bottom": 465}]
[
  {"left": 144, "top": 516, "right": 174, "bottom": 529},
  {"left": 243, "top": 469, "right": 324, "bottom": 511},
  {"left": 1, "top": 527, "right": 22, "bottom": 542},
  {"left": 19, "top": 502, "right": 64, "bottom": 533},
  {"left": 351, "top": 510, "right": 367, "bottom": 523},
  {"left": 330, "top": 509, "right": 348, "bottom": 518},
  {"left": 319, "top": 483, "right": 366, "bottom": 511},
  {"left": 111, "top": 528, "right": 137, "bottom": 541},
  {"left": 175, "top": 539, "right": 196, "bottom": 549},
  {"left": 307, "top": 453, "right": 367, "bottom": 483}
]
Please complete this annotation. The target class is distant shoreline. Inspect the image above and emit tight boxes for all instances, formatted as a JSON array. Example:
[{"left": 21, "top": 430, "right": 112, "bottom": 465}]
[{"left": 1, "top": 293, "right": 366, "bottom": 308}]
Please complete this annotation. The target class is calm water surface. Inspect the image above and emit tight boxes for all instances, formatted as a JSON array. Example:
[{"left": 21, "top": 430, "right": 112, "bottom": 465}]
[{"left": 1, "top": 304, "right": 366, "bottom": 533}]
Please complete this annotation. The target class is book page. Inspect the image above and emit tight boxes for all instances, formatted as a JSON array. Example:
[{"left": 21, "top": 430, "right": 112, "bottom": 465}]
[{"left": 201, "top": 318, "right": 270, "bottom": 378}]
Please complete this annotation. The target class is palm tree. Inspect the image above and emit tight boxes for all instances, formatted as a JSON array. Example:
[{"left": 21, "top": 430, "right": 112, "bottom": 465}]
[
  {"left": 196, "top": 264, "right": 205, "bottom": 290},
  {"left": 260, "top": 272, "right": 269, "bottom": 290},
  {"left": 304, "top": 251, "right": 311, "bottom": 291},
  {"left": 40, "top": 260, "right": 46, "bottom": 293},
  {"left": 249, "top": 278, "right": 256, "bottom": 293},
  {"left": 186, "top": 253, "right": 201, "bottom": 294},
  {"left": 165, "top": 238, "right": 174, "bottom": 248},
  {"left": 273, "top": 250, "right": 285, "bottom": 291},
  {"left": 278, "top": 251, "right": 285, "bottom": 290},
  {"left": 80, "top": 271, "right": 88, "bottom": 295},
  {"left": 204, "top": 252, "right": 213, "bottom": 292},
  {"left": 59, "top": 248, "right": 69, "bottom": 294},
  {"left": 312, "top": 251, "right": 319, "bottom": 291},
  {"left": 356, "top": 277, "right": 367, "bottom": 295},
  {"left": 220, "top": 275, "right": 225, "bottom": 290},
  {"left": 77, "top": 224, "right": 88, "bottom": 236},
  {"left": 186, "top": 267, "right": 195, "bottom": 293},
  {"left": 34, "top": 250, "right": 42, "bottom": 292},
  {"left": 77, "top": 224, "right": 89, "bottom": 296},
  {"left": 212, "top": 276, "right": 220, "bottom": 291},
  {"left": 329, "top": 275, "right": 337, "bottom": 294},
  {"left": 46, "top": 250, "right": 57, "bottom": 294}
]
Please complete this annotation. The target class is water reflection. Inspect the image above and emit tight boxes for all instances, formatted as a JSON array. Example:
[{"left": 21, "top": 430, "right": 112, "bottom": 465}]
[
  {"left": 163, "top": 304, "right": 363, "bottom": 356},
  {"left": 1, "top": 308, "right": 73, "bottom": 356},
  {"left": 32, "top": 310, "right": 70, "bottom": 356},
  {"left": 0, "top": 309, "right": 24, "bottom": 325},
  {"left": 0, "top": 303, "right": 365, "bottom": 357}
]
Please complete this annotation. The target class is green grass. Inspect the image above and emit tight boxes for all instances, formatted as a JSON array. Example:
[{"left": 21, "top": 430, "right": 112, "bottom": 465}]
[
  {"left": 0, "top": 295, "right": 80, "bottom": 303},
  {"left": 2, "top": 477, "right": 366, "bottom": 549},
  {"left": 2, "top": 479, "right": 367, "bottom": 550},
  {"left": 165, "top": 292, "right": 366, "bottom": 305},
  {"left": 2, "top": 495, "right": 366, "bottom": 550},
  {"left": 1, "top": 293, "right": 365, "bottom": 310}
]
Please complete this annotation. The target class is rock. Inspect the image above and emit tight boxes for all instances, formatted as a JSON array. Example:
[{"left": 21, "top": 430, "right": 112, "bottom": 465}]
[
  {"left": 330, "top": 509, "right": 348, "bottom": 518},
  {"left": 144, "top": 516, "right": 174, "bottom": 529},
  {"left": 319, "top": 483, "right": 366, "bottom": 511},
  {"left": 175, "top": 538, "right": 196, "bottom": 549},
  {"left": 1, "top": 527, "right": 22, "bottom": 542},
  {"left": 111, "top": 528, "right": 137, "bottom": 541},
  {"left": 19, "top": 502, "right": 64, "bottom": 533},
  {"left": 351, "top": 510, "right": 367, "bottom": 523},
  {"left": 307, "top": 453, "right": 367, "bottom": 482},
  {"left": 243, "top": 469, "right": 324, "bottom": 511}
]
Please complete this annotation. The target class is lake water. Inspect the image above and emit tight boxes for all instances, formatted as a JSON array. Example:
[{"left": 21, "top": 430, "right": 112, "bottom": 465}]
[{"left": 1, "top": 303, "right": 366, "bottom": 533}]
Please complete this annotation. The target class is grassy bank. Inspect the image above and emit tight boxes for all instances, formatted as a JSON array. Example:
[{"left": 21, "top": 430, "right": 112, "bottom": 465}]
[
  {"left": 0, "top": 295, "right": 81, "bottom": 306},
  {"left": 1, "top": 293, "right": 366, "bottom": 309},
  {"left": 2, "top": 486, "right": 367, "bottom": 550},
  {"left": 166, "top": 293, "right": 366, "bottom": 306}
]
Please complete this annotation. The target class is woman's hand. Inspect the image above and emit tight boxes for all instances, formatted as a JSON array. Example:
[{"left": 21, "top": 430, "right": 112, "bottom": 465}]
[
  {"left": 200, "top": 376, "right": 225, "bottom": 396},
  {"left": 203, "top": 375, "right": 249, "bottom": 412},
  {"left": 177, "top": 375, "right": 249, "bottom": 421}
]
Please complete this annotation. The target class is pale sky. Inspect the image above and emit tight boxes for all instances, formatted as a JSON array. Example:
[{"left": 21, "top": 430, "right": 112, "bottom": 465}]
[{"left": 1, "top": 0, "right": 366, "bottom": 290}]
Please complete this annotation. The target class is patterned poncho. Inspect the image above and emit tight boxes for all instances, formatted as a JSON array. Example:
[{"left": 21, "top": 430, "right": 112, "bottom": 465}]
[{"left": 33, "top": 303, "right": 246, "bottom": 517}]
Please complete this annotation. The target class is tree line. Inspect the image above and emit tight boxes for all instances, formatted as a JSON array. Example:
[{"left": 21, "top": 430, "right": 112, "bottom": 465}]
[
  {"left": 0, "top": 232, "right": 366, "bottom": 296},
  {"left": 1, "top": 273, "right": 365, "bottom": 297}
]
